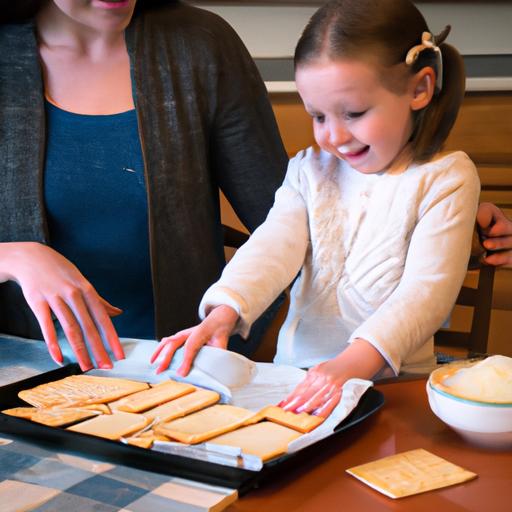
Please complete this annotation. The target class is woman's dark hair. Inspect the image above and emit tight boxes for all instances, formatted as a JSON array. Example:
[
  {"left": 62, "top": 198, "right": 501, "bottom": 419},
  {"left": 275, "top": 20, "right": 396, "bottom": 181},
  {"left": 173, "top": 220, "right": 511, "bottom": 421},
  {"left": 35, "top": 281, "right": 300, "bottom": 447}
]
[
  {"left": 294, "top": 0, "right": 465, "bottom": 162},
  {"left": 0, "top": 0, "right": 176, "bottom": 24}
]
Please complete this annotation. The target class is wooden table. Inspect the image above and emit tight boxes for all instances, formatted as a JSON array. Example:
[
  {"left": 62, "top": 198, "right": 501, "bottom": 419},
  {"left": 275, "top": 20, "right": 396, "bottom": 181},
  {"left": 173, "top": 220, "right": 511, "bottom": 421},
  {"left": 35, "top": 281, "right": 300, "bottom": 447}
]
[{"left": 230, "top": 378, "right": 512, "bottom": 512}]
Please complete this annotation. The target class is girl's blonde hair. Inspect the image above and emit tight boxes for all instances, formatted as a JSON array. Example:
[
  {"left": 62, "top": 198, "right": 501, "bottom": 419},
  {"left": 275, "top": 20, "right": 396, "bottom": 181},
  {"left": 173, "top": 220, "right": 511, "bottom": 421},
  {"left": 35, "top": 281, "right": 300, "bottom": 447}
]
[{"left": 294, "top": 0, "right": 465, "bottom": 162}]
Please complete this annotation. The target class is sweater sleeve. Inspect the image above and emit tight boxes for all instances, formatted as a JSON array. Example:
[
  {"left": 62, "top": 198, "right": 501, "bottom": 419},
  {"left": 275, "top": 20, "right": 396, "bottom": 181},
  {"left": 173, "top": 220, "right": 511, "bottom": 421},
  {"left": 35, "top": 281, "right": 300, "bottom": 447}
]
[
  {"left": 199, "top": 155, "right": 309, "bottom": 336},
  {"left": 349, "top": 155, "right": 481, "bottom": 374},
  {"left": 207, "top": 12, "right": 288, "bottom": 231}
]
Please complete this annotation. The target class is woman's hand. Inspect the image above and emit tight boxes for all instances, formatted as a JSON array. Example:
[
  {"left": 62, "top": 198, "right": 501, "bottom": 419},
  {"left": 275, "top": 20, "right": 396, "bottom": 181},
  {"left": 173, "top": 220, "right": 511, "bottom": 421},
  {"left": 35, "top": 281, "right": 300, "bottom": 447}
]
[
  {"left": 0, "top": 242, "right": 124, "bottom": 371},
  {"left": 278, "top": 338, "right": 386, "bottom": 418},
  {"left": 477, "top": 202, "right": 512, "bottom": 268},
  {"left": 151, "top": 305, "right": 239, "bottom": 376}
]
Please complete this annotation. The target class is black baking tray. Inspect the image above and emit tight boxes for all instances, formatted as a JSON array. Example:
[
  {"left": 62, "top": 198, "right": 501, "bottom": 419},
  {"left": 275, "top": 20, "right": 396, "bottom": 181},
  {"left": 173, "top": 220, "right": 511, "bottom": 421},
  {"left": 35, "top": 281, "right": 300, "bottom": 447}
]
[{"left": 0, "top": 364, "right": 384, "bottom": 494}]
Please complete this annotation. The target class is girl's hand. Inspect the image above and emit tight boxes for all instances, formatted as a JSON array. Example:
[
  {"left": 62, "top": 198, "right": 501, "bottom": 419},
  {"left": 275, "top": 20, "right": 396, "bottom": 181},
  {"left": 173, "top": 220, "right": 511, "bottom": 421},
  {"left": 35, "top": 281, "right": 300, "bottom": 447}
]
[
  {"left": 0, "top": 242, "right": 124, "bottom": 371},
  {"left": 151, "top": 305, "right": 239, "bottom": 376},
  {"left": 278, "top": 359, "right": 346, "bottom": 418},
  {"left": 279, "top": 338, "right": 387, "bottom": 418},
  {"left": 477, "top": 202, "right": 512, "bottom": 268}
]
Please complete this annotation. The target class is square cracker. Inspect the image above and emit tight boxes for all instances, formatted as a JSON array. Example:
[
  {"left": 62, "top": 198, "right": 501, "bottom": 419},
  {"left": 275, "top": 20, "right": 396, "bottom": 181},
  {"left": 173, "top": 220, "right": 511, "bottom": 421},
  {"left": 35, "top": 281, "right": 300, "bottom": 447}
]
[
  {"left": 208, "top": 421, "right": 302, "bottom": 461},
  {"left": 67, "top": 411, "right": 149, "bottom": 440},
  {"left": 154, "top": 404, "right": 256, "bottom": 444},
  {"left": 257, "top": 406, "right": 324, "bottom": 433},
  {"left": 142, "top": 388, "right": 220, "bottom": 422},
  {"left": 112, "top": 379, "right": 196, "bottom": 413},
  {"left": 18, "top": 375, "right": 149, "bottom": 408},
  {"left": 346, "top": 448, "right": 477, "bottom": 499}
]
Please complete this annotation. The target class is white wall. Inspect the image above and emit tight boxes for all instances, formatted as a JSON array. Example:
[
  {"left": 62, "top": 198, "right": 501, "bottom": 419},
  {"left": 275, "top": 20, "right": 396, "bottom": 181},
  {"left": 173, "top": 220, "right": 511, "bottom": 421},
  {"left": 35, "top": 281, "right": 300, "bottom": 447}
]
[{"left": 193, "top": 2, "right": 512, "bottom": 58}]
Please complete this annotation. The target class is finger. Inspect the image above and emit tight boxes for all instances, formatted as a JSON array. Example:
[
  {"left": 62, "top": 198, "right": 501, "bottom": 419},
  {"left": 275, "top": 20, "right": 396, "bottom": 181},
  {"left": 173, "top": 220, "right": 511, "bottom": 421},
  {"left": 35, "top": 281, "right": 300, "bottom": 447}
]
[
  {"left": 476, "top": 202, "right": 496, "bottom": 231},
  {"left": 483, "top": 235, "right": 512, "bottom": 251},
  {"left": 482, "top": 250, "right": 512, "bottom": 268},
  {"left": 177, "top": 334, "right": 212, "bottom": 377},
  {"left": 156, "top": 338, "right": 185, "bottom": 374},
  {"left": 61, "top": 288, "right": 115, "bottom": 369},
  {"left": 98, "top": 296, "right": 123, "bottom": 317},
  {"left": 296, "top": 383, "right": 337, "bottom": 414},
  {"left": 84, "top": 290, "right": 124, "bottom": 361},
  {"left": 281, "top": 381, "right": 322, "bottom": 412},
  {"left": 49, "top": 296, "right": 93, "bottom": 371},
  {"left": 313, "top": 389, "right": 343, "bottom": 418},
  {"left": 151, "top": 330, "right": 191, "bottom": 364},
  {"left": 28, "top": 298, "right": 63, "bottom": 365}
]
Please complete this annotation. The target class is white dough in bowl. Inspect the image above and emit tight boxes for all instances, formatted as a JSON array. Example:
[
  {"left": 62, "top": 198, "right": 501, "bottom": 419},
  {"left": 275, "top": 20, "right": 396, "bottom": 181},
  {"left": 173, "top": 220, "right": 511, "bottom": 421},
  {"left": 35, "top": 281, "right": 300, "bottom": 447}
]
[{"left": 443, "top": 355, "right": 512, "bottom": 403}]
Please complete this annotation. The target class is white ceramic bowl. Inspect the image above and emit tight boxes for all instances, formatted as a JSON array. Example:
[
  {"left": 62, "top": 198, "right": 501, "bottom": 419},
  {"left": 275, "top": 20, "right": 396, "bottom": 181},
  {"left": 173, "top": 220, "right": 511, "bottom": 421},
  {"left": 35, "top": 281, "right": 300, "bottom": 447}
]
[{"left": 427, "top": 366, "right": 512, "bottom": 450}]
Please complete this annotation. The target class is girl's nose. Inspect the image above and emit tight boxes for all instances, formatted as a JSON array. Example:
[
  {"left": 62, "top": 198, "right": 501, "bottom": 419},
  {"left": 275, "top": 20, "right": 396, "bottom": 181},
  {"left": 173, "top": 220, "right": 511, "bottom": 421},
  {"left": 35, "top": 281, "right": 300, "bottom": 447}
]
[{"left": 328, "top": 120, "right": 351, "bottom": 147}]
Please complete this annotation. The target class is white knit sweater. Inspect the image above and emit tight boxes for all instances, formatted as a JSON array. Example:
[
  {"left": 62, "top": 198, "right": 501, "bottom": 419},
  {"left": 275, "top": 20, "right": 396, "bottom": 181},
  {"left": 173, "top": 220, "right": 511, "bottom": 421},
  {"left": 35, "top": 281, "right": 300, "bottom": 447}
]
[{"left": 200, "top": 148, "right": 480, "bottom": 374}]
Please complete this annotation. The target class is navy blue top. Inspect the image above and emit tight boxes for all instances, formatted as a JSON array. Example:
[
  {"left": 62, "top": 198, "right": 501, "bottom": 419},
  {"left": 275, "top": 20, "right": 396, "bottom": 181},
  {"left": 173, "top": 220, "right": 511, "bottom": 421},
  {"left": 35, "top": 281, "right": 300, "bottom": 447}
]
[{"left": 43, "top": 101, "right": 155, "bottom": 339}]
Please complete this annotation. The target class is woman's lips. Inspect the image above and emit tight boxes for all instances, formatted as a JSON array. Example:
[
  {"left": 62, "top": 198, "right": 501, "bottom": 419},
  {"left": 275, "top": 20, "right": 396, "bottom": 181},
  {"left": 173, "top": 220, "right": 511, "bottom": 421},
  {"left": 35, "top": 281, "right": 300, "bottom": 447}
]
[{"left": 95, "top": 0, "right": 131, "bottom": 9}]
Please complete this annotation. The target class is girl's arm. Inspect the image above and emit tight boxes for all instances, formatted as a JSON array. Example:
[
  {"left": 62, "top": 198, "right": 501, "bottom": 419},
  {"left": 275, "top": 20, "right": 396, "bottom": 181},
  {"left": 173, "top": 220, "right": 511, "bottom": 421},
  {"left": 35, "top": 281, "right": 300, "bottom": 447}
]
[
  {"left": 152, "top": 155, "right": 310, "bottom": 374},
  {"left": 349, "top": 155, "right": 481, "bottom": 375}
]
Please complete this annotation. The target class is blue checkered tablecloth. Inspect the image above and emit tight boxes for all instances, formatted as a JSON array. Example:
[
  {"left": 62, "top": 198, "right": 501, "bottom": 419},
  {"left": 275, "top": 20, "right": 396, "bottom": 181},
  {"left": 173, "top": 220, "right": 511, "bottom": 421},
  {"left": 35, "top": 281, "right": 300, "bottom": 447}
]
[
  {"left": 0, "top": 435, "right": 237, "bottom": 512},
  {"left": 0, "top": 336, "right": 238, "bottom": 512}
]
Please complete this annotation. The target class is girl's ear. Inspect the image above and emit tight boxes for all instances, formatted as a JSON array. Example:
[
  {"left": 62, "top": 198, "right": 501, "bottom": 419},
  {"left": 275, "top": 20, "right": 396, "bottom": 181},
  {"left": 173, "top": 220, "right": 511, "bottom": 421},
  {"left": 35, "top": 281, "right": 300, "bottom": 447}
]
[{"left": 410, "top": 67, "right": 436, "bottom": 111}]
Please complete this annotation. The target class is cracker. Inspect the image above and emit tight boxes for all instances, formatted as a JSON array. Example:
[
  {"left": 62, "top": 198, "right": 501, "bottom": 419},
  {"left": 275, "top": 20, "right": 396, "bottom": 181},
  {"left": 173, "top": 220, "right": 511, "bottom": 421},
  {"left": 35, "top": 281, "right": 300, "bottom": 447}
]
[
  {"left": 208, "top": 421, "right": 302, "bottom": 461},
  {"left": 258, "top": 405, "right": 324, "bottom": 433},
  {"left": 19, "top": 375, "right": 149, "bottom": 408},
  {"left": 154, "top": 405, "right": 256, "bottom": 444},
  {"left": 346, "top": 448, "right": 477, "bottom": 498},
  {"left": 31, "top": 408, "right": 100, "bottom": 427},
  {"left": 2, "top": 407, "right": 38, "bottom": 420},
  {"left": 125, "top": 436, "right": 154, "bottom": 449},
  {"left": 142, "top": 389, "right": 220, "bottom": 423},
  {"left": 67, "top": 411, "right": 149, "bottom": 440},
  {"left": 113, "top": 380, "right": 196, "bottom": 413}
]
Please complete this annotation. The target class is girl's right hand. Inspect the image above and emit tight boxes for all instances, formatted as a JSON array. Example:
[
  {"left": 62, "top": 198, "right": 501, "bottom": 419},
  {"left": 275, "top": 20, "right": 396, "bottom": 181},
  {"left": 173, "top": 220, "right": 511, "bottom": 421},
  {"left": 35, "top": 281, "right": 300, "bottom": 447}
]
[
  {"left": 151, "top": 305, "right": 239, "bottom": 376},
  {"left": 0, "top": 242, "right": 125, "bottom": 371}
]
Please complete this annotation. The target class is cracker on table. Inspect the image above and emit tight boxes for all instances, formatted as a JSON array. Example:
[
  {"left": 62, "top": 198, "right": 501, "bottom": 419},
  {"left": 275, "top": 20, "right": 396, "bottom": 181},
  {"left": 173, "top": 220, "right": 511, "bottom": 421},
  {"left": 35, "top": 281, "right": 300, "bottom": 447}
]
[{"left": 346, "top": 448, "right": 477, "bottom": 499}]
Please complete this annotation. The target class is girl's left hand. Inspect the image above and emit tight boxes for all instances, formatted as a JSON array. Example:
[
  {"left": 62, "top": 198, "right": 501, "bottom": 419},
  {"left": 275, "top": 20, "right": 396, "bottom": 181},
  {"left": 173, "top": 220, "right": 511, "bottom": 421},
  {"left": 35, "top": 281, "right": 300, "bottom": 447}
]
[
  {"left": 278, "top": 338, "right": 387, "bottom": 418},
  {"left": 278, "top": 359, "right": 347, "bottom": 418}
]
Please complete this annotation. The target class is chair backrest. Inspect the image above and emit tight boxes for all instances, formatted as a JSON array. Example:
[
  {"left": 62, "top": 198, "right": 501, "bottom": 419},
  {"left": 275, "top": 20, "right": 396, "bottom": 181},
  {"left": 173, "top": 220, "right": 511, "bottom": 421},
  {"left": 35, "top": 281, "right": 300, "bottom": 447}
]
[{"left": 434, "top": 263, "right": 496, "bottom": 356}]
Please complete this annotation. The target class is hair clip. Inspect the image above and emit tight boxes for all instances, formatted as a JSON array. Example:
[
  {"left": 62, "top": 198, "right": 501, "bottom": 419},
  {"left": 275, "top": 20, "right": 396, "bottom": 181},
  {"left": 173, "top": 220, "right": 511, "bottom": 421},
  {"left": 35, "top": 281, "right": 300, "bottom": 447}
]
[{"left": 405, "top": 31, "right": 443, "bottom": 90}]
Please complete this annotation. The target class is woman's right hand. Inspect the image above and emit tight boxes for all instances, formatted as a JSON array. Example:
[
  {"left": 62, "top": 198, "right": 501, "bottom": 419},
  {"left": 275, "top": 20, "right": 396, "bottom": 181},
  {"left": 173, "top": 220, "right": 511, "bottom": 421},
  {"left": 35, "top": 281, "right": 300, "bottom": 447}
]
[
  {"left": 151, "top": 305, "right": 239, "bottom": 376},
  {"left": 0, "top": 242, "right": 125, "bottom": 371}
]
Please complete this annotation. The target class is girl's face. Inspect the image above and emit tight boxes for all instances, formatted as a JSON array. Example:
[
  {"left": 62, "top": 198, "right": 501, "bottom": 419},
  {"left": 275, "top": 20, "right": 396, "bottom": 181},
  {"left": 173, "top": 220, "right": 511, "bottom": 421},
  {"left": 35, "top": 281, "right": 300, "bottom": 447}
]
[
  {"left": 48, "top": 0, "right": 138, "bottom": 33},
  {"left": 296, "top": 58, "right": 424, "bottom": 174}
]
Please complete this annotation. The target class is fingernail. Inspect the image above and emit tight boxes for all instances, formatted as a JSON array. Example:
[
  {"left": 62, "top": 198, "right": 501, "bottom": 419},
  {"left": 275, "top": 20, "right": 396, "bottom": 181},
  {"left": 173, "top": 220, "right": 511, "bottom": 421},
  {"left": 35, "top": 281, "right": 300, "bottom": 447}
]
[
  {"left": 51, "top": 355, "right": 64, "bottom": 367},
  {"left": 100, "top": 363, "right": 113, "bottom": 370}
]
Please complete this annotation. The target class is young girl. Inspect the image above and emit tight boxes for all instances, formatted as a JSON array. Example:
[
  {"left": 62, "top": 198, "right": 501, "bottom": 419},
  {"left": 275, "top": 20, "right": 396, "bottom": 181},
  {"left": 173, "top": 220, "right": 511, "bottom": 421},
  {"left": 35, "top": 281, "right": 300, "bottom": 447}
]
[{"left": 151, "top": 0, "right": 480, "bottom": 417}]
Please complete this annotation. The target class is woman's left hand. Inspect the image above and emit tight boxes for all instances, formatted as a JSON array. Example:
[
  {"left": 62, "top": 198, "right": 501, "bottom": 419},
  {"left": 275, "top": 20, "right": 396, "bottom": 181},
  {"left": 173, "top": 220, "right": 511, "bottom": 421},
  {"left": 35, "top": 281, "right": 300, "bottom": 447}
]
[{"left": 278, "top": 359, "right": 346, "bottom": 418}]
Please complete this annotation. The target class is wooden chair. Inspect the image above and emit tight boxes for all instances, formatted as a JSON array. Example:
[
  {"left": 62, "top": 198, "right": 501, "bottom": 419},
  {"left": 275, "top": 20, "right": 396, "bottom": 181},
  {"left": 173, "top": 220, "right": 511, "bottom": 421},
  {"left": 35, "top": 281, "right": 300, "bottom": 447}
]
[{"left": 434, "top": 261, "right": 496, "bottom": 357}]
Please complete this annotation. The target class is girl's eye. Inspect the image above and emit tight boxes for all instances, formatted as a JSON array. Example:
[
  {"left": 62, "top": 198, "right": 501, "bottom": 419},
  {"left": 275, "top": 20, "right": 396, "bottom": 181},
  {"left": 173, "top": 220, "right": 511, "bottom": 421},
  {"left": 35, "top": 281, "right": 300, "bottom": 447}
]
[
  {"left": 313, "top": 114, "right": 325, "bottom": 123},
  {"left": 345, "top": 111, "right": 366, "bottom": 120}
]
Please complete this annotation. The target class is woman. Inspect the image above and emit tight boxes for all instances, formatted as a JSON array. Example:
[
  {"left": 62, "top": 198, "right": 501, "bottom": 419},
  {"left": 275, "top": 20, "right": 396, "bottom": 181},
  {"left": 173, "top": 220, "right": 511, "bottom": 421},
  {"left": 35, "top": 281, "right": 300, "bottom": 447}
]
[{"left": 0, "top": 0, "right": 287, "bottom": 370}]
